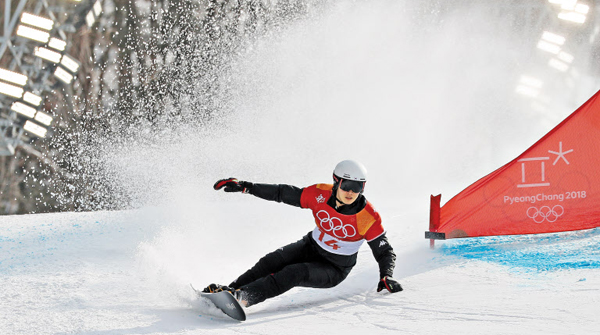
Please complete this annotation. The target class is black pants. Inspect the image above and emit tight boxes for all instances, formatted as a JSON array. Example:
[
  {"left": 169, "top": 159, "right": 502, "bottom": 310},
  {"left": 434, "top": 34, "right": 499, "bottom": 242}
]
[{"left": 229, "top": 233, "right": 353, "bottom": 307}]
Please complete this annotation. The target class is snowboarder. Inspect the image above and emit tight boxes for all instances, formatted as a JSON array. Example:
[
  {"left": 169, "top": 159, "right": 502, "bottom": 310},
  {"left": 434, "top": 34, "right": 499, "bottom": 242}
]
[{"left": 204, "top": 160, "right": 402, "bottom": 307}]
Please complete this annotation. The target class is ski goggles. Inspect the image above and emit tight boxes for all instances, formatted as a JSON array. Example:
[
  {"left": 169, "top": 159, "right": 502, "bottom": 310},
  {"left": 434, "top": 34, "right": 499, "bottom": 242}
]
[{"left": 338, "top": 179, "right": 365, "bottom": 193}]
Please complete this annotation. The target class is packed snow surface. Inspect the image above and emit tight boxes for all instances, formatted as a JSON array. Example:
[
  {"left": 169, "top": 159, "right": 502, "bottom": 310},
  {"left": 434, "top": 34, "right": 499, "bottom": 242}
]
[{"left": 1, "top": 206, "right": 600, "bottom": 334}]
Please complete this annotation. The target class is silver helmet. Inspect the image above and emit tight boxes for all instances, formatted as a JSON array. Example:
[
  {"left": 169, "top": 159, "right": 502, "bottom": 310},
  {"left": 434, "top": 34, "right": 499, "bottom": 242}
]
[{"left": 333, "top": 160, "right": 367, "bottom": 193}]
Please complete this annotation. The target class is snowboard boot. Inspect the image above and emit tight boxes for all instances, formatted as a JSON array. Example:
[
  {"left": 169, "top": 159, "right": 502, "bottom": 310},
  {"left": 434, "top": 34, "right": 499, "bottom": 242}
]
[
  {"left": 233, "top": 289, "right": 248, "bottom": 307},
  {"left": 202, "top": 283, "right": 234, "bottom": 294},
  {"left": 203, "top": 283, "right": 248, "bottom": 307}
]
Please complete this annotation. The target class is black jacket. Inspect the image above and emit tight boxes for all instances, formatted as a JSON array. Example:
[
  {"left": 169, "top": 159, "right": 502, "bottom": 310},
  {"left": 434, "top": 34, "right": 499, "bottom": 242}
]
[{"left": 246, "top": 182, "right": 396, "bottom": 279}]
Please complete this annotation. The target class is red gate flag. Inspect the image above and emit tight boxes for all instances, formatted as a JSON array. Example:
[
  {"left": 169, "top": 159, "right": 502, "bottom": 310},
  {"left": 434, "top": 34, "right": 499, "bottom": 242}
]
[{"left": 427, "top": 89, "right": 600, "bottom": 240}]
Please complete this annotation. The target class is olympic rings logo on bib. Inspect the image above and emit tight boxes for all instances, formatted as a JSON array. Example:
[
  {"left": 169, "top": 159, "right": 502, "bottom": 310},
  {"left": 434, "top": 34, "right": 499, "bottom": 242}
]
[{"left": 316, "top": 210, "right": 356, "bottom": 239}]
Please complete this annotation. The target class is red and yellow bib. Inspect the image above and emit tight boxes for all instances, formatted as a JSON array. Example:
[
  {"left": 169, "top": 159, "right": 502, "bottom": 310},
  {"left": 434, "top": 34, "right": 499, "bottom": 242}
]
[{"left": 300, "top": 184, "right": 384, "bottom": 255}]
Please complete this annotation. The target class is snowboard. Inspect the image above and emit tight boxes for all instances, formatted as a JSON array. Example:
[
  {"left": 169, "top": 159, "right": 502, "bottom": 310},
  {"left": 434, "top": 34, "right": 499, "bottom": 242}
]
[{"left": 190, "top": 284, "right": 246, "bottom": 321}]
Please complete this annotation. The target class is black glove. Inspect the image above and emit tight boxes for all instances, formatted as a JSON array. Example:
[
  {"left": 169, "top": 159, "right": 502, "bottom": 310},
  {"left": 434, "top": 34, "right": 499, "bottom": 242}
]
[
  {"left": 213, "top": 178, "right": 252, "bottom": 193},
  {"left": 377, "top": 276, "right": 403, "bottom": 293}
]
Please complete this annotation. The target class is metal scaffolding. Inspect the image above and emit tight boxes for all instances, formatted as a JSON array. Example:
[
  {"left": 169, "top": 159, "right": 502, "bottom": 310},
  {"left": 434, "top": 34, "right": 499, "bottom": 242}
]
[{"left": 0, "top": 0, "right": 101, "bottom": 156}]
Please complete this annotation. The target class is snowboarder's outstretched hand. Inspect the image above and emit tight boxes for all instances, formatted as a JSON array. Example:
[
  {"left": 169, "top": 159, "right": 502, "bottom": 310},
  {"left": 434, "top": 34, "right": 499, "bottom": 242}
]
[
  {"left": 214, "top": 178, "right": 252, "bottom": 193},
  {"left": 377, "top": 276, "right": 403, "bottom": 293}
]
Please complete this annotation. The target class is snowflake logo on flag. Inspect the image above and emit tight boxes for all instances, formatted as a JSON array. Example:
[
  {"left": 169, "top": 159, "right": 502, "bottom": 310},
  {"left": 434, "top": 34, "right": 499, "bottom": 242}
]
[
  {"left": 516, "top": 141, "right": 573, "bottom": 188},
  {"left": 548, "top": 142, "right": 573, "bottom": 165}
]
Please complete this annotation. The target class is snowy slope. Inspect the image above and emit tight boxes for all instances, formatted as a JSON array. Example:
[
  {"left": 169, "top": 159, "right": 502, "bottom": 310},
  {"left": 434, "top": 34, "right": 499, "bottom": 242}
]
[
  {"left": 2, "top": 205, "right": 600, "bottom": 335},
  {"left": 3, "top": 1, "right": 600, "bottom": 334}
]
